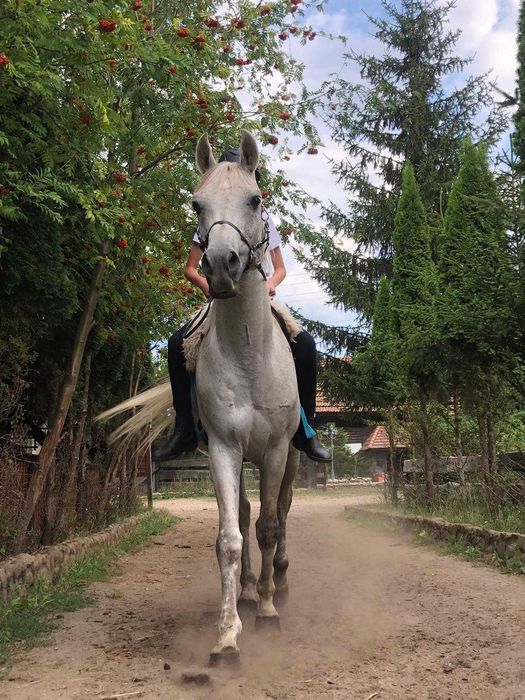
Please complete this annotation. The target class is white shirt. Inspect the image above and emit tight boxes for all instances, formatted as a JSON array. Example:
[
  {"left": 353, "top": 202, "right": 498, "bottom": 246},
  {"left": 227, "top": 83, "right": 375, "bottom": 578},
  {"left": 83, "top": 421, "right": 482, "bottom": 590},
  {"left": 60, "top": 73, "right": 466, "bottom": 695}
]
[{"left": 193, "top": 211, "right": 281, "bottom": 278}]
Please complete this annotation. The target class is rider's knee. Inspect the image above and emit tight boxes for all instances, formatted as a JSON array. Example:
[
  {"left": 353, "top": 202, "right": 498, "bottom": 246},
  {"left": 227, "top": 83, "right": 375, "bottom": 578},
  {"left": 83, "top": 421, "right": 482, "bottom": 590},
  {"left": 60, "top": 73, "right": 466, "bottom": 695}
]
[
  {"left": 168, "top": 328, "right": 184, "bottom": 356},
  {"left": 295, "top": 330, "right": 316, "bottom": 355}
]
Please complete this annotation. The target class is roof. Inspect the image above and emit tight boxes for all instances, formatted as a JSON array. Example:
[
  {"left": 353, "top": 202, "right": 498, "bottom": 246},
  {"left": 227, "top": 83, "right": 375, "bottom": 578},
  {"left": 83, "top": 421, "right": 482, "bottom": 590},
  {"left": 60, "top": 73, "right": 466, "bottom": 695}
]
[
  {"left": 316, "top": 388, "right": 348, "bottom": 415},
  {"left": 360, "top": 425, "right": 406, "bottom": 451}
]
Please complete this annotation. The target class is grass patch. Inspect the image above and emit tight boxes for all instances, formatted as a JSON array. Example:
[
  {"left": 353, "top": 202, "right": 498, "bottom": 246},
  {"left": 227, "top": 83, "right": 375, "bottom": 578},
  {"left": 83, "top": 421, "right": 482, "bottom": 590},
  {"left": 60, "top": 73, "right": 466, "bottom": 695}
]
[
  {"left": 401, "top": 498, "right": 525, "bottom": 535},
  {"left": 0, "top": 509, "right": 175, "bottom": 670}
]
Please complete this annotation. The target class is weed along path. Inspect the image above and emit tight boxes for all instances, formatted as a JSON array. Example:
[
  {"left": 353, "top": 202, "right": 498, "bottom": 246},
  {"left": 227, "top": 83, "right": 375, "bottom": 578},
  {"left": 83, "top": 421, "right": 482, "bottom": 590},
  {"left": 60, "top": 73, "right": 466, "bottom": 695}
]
[{"left": 1, "top": 492, "right": 525, "bottom": 700}]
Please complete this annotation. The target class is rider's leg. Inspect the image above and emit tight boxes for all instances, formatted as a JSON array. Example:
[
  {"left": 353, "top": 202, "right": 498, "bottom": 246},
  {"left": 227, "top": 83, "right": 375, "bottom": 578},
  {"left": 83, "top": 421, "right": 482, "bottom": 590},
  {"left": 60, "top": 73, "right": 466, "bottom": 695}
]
[
  {"left": 290, "top": 330, "right": 330, "bottom": 463},
  {"left": 152, "top": 326, "right": 197, "bottom": 461}
]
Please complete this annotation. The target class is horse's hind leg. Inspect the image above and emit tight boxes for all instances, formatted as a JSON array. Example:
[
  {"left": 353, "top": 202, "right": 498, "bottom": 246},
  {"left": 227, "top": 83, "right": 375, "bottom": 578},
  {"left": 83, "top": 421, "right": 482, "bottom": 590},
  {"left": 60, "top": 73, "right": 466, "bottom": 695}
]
[
  {"left": 273, "top": 447, "right": 299, "bottom": 601},
  {"left": 238, "top": 469, "right": 258, "bottom": 609}
]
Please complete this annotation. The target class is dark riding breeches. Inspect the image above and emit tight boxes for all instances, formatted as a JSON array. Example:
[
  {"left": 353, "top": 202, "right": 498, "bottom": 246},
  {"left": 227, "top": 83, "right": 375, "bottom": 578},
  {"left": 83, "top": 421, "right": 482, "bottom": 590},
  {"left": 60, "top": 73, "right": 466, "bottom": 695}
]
[{"left": 167, "top": 323, "right": 318, "bottom": 424}]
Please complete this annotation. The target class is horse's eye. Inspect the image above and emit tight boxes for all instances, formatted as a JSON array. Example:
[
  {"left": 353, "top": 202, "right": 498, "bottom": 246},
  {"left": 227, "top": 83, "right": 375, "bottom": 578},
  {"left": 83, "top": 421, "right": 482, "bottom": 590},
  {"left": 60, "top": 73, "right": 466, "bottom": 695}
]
[
  {"left": 192, "top": 200, "right": 201, "bottom": 215},
  {"left": 250, "top": 195, "right": 262, "bottom": 209}
]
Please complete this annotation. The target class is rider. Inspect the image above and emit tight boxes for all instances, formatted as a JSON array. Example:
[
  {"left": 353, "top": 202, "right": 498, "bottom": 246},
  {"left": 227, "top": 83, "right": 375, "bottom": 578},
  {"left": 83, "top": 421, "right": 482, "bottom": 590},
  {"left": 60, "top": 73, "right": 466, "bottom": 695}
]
[{"left": 153, "top": 148, "right": 330, "bottom": 464}]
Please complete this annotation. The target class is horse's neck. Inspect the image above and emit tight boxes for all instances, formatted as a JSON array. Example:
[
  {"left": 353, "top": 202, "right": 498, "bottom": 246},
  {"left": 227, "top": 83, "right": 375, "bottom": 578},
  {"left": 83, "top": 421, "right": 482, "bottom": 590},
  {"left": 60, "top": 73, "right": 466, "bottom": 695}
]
[{"left": 212, "top": 270, "right": 274, "bottom": 357}]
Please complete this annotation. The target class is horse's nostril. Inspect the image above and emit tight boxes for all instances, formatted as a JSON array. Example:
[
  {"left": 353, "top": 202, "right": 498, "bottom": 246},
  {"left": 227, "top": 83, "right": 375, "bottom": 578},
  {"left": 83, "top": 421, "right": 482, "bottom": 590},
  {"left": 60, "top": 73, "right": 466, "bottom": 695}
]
[{"left": 227, "top": 251, "right": 240, "bottom": 277}]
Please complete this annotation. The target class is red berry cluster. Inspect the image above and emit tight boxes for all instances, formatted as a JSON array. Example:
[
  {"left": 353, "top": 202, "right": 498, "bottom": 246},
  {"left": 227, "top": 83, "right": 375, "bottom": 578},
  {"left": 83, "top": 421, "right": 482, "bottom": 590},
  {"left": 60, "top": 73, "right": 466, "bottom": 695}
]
[
  {"left": 113, "top": 172, "right": 126, "bottom": 184},
  {"left": 99, "top": 19, "right": 117, "bottom": 32},
  {"left": 131, "top": 0, "right": 142, "bottom": 10},
  {"left": 177, "top": 27, "right": 190, "bottom": 38},
  {"left": 260, "top": 5, "right": 271, "bottom": 16},
  {"left": 159, "top": 265, "right": 170, "bottom": 278},
  {"left": 117, "top": 238, "right": 128, "bottom": 249},
  {"left": 205, "top": 17, "right": 220, "bottom": 28},
  {"left": 0, "top": 54, "right": 9, "bottom": 67}
]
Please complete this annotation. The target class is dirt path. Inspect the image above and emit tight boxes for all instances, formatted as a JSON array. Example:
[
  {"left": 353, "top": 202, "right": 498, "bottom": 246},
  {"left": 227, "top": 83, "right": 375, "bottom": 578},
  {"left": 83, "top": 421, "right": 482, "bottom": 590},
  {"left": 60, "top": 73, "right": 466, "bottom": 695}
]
[{"left": 1, "top": 492, "right": 525, "bottom": 700}]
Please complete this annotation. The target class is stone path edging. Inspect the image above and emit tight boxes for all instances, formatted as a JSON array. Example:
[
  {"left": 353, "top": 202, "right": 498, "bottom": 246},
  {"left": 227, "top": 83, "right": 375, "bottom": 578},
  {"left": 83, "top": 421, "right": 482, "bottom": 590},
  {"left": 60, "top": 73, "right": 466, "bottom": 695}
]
[
  {"left": 344, "top": 505, "right": 525, "bottom": 566},
  {"left": 0, "top": 513, "right": 146, "bottom": 602}
]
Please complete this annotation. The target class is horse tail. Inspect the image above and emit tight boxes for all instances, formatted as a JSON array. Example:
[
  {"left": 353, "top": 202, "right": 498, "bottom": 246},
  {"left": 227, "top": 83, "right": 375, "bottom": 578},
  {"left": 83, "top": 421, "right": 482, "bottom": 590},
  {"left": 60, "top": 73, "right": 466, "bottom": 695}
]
[{"left": 95, "top": 381, "right": 173, "bottom": 453}]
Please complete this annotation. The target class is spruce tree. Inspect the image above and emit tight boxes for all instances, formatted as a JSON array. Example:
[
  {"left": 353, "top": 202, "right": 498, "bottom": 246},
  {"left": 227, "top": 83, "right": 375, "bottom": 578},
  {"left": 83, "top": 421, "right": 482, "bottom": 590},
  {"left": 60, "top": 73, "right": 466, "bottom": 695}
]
[
  {"left": 514, "top": 0, "right": 525, "bottom": 172},
  {"left": 391, "top": 162, "right": 438, "bottom": 499},
  {"left": 299, "top": 0, "right": 505, "bottom": 335},
  {"left": 438, "top": 142, "right": 516, "bottom": 472}
]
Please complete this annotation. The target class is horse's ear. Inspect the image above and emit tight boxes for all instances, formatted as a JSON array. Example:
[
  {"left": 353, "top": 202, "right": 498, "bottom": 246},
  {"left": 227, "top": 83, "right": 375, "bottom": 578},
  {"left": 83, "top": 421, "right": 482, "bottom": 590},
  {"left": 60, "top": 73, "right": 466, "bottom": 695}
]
[
  {"left": 239, "top": 130, "right": 259, "bottom": 175},
  {"left": 196, "top": 134, "right": 216, "bottom": 174}
]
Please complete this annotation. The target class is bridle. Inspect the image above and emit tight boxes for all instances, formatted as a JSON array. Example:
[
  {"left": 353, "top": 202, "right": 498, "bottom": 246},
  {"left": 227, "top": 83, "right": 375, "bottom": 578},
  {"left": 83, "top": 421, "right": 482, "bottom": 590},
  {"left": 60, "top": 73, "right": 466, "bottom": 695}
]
[{"left": 196, "top": 208, "right": 271, "bottom": 280}]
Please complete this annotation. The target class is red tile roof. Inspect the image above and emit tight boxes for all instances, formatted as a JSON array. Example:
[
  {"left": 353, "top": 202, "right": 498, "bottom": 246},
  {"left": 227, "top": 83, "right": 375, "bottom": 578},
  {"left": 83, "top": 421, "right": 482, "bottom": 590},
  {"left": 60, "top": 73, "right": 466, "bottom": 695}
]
[
  {"left": 316, "top": 389, "right": 347, "bottom": 414},
  {"left": 360, "top": 425, "right": 406, "bottom": 451}
]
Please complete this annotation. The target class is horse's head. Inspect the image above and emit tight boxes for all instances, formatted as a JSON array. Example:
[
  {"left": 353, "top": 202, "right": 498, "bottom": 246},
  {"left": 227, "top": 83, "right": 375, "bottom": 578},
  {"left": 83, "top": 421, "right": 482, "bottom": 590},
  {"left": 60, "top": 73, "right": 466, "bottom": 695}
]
[{"left": 193, "top": 130, "right": 265, "bottom": 299}]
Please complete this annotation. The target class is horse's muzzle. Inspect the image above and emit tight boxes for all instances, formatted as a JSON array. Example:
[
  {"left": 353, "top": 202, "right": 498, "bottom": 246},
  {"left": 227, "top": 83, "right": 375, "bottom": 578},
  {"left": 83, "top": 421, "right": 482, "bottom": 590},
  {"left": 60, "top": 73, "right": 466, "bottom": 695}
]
[
  {"left": 202, "top": 249, "right": 242, "bottom": 299},
  {"left": 209, "top": 285, "right": 238, "bottom": 300}
]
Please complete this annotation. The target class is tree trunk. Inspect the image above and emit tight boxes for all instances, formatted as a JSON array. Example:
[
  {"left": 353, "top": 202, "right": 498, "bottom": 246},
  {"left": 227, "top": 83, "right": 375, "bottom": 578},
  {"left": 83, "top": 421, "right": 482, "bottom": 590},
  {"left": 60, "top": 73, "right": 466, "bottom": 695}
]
[
  {"left": 386, "top": 413, "right": 398, "bottom": 505},
  {"left": 477, "top": 411, "right": 489, "bottom": 476},
  {"left": 57, "top": 352, "right": 93, "bottom": 537},
  {"left": 97, "top": 452, "right": 122, "bottom": 525},
  {"left": 14, "top": 243, "right": 109, "bottom": 551},
  {"left": 420, "top": 397, "right": 433, "bottom": 501},
  {"left": 452, "top": 392, "right": 465, "bottom": 484}
]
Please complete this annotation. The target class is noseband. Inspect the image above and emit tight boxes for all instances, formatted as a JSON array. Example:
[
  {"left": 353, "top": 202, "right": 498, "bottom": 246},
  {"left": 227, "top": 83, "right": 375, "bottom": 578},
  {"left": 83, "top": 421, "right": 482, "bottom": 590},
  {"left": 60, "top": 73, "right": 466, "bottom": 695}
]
[{"left": 197, "top": 209, "right": 270, "bottom": 280}]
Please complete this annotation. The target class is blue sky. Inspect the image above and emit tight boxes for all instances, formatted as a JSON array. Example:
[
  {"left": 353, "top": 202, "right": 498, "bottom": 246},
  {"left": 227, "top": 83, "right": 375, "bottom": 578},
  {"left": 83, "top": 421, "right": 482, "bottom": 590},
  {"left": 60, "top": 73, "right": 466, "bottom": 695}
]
[{"left": 272, "top": 0, "right": 521, "bottom": 338}]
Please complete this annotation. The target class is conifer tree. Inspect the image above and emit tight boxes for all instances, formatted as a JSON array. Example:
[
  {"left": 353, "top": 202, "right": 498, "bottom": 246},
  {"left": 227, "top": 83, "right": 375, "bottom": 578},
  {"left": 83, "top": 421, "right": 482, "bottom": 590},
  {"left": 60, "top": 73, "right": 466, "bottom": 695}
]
[
  {"left": 438, "top": 142, "right": 516, "bottom": 473},
  {"left": 353, "top": 276, "right": 404, "bottom": 501},
  {"left": 391, "top": 163, "right": 438, "bottom": 499},
  {"left": 298, "top": 0, "right": 505, "bottom": 340},
  {"left": 514, "top": 1, "right": 525, "bottom": 172}
]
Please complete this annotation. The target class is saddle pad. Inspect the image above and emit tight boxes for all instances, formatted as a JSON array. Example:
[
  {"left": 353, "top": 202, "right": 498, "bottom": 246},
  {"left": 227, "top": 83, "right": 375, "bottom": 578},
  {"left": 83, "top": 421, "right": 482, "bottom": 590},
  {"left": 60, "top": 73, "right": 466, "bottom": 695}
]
[{"left": 183, "top": 300, "right": 302, "bottom": 373}]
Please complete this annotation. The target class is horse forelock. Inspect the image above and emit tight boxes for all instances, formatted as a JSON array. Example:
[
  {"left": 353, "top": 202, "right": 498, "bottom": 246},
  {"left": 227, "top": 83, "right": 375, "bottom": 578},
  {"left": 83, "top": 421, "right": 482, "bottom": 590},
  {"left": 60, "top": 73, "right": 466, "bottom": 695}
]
[{"left": 195, "top": 161, "right": 256, "bottom": 194}]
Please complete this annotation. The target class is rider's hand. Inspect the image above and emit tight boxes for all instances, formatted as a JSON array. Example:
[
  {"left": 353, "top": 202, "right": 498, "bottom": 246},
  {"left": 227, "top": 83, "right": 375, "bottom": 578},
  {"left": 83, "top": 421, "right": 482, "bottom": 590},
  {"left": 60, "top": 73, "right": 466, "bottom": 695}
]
[{"left": 267, "top": 279, "right": 276, "bottom": 297}]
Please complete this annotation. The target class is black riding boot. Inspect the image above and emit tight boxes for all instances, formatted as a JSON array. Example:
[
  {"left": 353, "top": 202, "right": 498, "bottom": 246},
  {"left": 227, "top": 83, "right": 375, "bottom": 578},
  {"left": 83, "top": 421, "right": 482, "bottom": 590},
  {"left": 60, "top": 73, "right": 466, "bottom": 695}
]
[
  {"left": 152, "top": 327, "right": 198, "bottom": 462},
  {"left": 290, "top": 331, "right": 330, "bottom": 463}
]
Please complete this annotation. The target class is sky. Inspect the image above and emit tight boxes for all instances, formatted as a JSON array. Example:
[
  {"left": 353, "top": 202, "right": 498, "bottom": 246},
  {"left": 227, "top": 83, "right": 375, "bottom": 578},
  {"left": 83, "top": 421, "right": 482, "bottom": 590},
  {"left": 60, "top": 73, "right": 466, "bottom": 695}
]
[{"left": 270, "top": 0, "right": 522, "bottom": 336}]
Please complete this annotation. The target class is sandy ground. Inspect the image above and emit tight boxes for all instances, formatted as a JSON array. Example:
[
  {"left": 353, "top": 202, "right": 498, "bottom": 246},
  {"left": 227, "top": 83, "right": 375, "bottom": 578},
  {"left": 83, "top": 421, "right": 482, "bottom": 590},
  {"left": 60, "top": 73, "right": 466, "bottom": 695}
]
[{"left": 1, "top": 490, "right": 525, "bottom": 700}]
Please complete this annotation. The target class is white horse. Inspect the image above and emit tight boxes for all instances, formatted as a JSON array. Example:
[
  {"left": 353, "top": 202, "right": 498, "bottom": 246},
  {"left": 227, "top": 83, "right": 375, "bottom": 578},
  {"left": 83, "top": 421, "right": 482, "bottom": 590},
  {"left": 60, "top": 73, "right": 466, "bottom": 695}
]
[{"left": 99, "top": 131, "right": 300, "bottom": 666}]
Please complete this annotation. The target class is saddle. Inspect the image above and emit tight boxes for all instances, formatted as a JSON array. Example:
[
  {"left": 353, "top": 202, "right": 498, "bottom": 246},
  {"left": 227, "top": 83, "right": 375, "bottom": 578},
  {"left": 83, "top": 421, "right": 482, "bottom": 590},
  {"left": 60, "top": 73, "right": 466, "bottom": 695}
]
[{"left": 182, "top": 300, "right": 302, "bottom": 372}]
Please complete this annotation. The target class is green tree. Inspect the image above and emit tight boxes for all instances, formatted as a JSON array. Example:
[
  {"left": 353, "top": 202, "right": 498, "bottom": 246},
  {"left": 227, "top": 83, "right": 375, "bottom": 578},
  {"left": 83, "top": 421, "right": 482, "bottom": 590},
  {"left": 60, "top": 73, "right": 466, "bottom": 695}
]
[
  {"left": 0, "top": 0, "right": 327, "bottom": 550},
  {"left": 391, "top": 162, "right": 438, "bottom": 499},
  {"left": 297, "top": 0, "right": 505, "bottom": 345},
  {"left": 437, "top": 141, "right": 516, "bottom": 474},
  {"left": 352, "top": 276, "right": 404, "bottom": 501}
]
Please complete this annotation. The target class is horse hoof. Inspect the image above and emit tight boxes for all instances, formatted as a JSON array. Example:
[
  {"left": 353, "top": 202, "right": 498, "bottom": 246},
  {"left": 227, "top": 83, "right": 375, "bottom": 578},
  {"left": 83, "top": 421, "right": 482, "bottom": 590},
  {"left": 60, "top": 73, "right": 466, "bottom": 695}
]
[
  {"left": 237, "top": 597, "right": 258, "bottom": 613},
  {"left": 255, "top": 615, "right": 281, "bottom": 633},
  {"left": 209, "top": 649, "right": 240, "bottom": 668},
  {"left": 273, "top": 587, "right": 289, "bottom": 606}
]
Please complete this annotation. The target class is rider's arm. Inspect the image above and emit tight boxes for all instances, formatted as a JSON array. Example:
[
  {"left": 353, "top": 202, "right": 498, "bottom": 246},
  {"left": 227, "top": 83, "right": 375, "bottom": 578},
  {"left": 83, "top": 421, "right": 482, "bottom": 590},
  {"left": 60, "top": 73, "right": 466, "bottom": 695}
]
[
  {"left": 267, "top": 246, "right": 286, "bottom": 297},
  {"left": 184, "top": 243, "right": 210, "bottom": 298}
]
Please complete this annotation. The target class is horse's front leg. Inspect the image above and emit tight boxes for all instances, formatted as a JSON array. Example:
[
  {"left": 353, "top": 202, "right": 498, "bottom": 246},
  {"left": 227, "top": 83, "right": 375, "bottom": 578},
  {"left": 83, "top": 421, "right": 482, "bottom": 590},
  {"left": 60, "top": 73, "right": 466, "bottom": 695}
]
[
  {"left": 208, "top": 442, "right": 243, "bottom": 665},
  {"left": 238, "top": 469, "right": 258, "bottom": 609},
  {"left": 273, "top": 447, "right": 300, "bottom": 601},
  {"left": 255, "top": 442, "right": 289, "bottom": 629}
]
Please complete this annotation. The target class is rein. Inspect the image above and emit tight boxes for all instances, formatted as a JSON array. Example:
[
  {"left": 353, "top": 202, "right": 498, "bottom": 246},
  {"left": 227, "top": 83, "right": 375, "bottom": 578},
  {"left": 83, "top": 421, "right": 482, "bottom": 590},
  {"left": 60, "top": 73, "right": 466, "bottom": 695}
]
[{"left": 196, "top": 209, "right": 270, "bottom": 280}]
